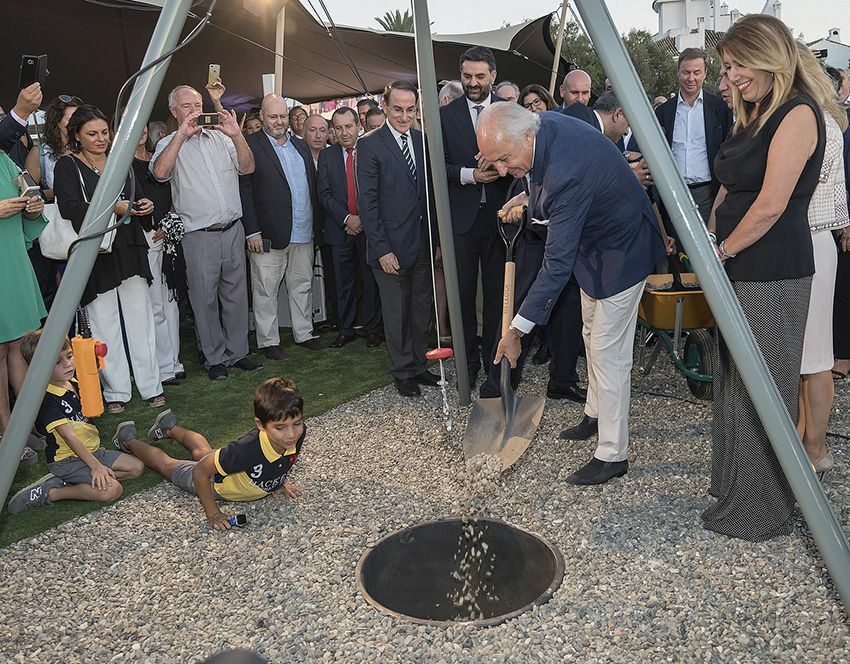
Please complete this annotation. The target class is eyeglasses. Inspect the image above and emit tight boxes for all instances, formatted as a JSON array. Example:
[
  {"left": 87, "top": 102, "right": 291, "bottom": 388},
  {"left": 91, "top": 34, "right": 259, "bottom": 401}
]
[
  {"left": 388, "top": 105, "right": 417, "bottom": 117},
  {"left": 58, "top": 95, "right": 84, "bottom": 105},
  {"left": 523, "top": 97, "right": 544, "bottom": 110}
]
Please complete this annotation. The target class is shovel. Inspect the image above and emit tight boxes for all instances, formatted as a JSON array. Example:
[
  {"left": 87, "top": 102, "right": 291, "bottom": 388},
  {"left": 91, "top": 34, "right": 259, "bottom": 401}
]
[{"left": 462, "top": 207, "right": 546, "bottom": 470}]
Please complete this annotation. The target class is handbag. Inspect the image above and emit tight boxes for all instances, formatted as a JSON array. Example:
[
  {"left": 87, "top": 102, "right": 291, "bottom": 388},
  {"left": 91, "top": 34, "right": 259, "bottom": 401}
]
[{"left": 38, "top": 161, "right": 118, "bottom": 260}]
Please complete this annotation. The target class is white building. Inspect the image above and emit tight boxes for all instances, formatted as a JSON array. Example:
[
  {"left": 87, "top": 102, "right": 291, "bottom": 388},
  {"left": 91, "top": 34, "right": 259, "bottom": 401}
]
[
  {"left": 807, "top": 29, "right": 850, "bottom": 70},
  {"left": 653, "top": 0, "right": 782, "bottom": 52}
]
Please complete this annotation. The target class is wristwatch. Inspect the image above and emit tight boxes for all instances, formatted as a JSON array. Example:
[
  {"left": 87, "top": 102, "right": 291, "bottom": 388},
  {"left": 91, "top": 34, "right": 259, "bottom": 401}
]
[{"left": 508, "top": 324, "right": 526, "bottom": 338}]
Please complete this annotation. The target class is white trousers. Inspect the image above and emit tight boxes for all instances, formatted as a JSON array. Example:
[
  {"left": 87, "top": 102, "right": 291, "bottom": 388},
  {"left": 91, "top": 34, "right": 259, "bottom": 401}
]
[
  {"left": 145, "top": 232, "right": 184, "bottom": 380},
  {"left": 250, "top": 242, "right": 314, "bottom": 346},
  {"left": 581, "top": 279, "right": 645, "bottom": 463},
  {"left": 85, "top": 275, "right": 163, "bottom": 403}
]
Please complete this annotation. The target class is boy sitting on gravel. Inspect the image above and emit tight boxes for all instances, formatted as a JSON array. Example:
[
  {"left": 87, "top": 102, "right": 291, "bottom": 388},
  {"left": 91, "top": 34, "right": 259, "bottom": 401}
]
[
  {"left": 113, "top": 377, "right": 305, "bottom": 530},
  {"left": 8, "top": 331, "right": 145, "bottom": 513}
]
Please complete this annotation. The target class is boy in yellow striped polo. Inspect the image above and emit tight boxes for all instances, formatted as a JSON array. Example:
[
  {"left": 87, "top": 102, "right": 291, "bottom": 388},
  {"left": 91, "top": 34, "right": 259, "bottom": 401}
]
[{"left": 113, "top": 377, "right": 305, "bottom": 530}]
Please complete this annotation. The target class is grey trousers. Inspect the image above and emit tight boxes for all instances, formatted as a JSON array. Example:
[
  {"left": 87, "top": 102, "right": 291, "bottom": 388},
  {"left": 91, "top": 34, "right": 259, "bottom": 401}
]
[
  {"left": 689, "top": 183, "right": 715, "bottom": 224},
  {"left": 372, "top": 238, "right": 433, "bottom": 380},
  {"left": 181, "top": 221, "right": 250, "bottom": 368}
]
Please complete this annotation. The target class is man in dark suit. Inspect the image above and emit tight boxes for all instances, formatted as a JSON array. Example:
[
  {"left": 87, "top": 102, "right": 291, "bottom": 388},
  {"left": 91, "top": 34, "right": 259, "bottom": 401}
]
[
  {"left": 0, "top": 83, "right": 41, "bottom": 154},
  {"left": 317, "top": 106, "right": 382, "bottom": 349},
  {"left": 479, "top": 105, "right": 665, "bottom": 486},
  {"left": 240, "top": 93, "right": 323, "bottom": 360},
  {"left": 655, "top": 47, "right": 733, "bottom": 224},
  {"left": 357, "top": 80, "right": 440, "bottom": 398},
  {"left": 440, "top": 46, "right": 510, "bottom": 387}
]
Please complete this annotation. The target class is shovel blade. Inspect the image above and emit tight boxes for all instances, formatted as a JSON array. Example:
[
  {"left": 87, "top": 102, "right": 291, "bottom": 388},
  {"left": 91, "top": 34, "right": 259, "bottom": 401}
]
[{"left": 462, "top": 395, "right": 546, "bottom": 470}]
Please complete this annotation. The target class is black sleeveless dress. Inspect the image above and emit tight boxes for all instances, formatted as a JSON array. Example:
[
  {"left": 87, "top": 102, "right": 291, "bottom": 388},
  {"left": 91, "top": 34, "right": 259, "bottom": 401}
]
[{"left": 702, "top": 95, "right": 826, "bottom": 541}]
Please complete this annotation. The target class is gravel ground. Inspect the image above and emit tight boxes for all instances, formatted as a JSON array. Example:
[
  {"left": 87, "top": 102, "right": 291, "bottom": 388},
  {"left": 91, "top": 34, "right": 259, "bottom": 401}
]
[{"left": 1, "top": 350, "right": 849, "bottom": 663}]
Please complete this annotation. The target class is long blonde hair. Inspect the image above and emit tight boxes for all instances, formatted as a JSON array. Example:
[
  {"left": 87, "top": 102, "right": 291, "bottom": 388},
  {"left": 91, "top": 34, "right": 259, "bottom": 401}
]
[
  {"left": 716, "top": 14, "right": 824, "bottom": 135},
  {"left": 795, "top": 42, "right": 849, "bottom": 132}
]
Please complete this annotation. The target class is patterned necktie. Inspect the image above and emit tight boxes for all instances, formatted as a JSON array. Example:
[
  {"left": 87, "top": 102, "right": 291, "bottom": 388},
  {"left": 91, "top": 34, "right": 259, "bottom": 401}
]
[
  {"left": 345, "top": 147, "right": 357, "bottom": 215},
  {"left": 473, "top": 104, "right": 484, "bottom": 125},
  {"left": 399, "top": 132, "right": 416, "bottom": 181}
]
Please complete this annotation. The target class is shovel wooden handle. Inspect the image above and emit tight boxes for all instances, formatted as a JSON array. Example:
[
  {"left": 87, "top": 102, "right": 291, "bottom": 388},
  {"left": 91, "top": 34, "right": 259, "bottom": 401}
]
[{"left": 502, "top": 260, "right": 516, "bottom": 336}]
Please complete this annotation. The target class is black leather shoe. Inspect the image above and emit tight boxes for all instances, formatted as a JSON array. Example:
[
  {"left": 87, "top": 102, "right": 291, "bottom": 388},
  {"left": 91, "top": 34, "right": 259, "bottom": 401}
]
[
  {"left": 395, "top": 377, "right": 421, "bottom": 397},
  {"left": 261, "top": 345, "right": 289, "bottom": 361},
  {"left": 365, "top": 333, "right": 382, "bottom": 348},
  {"left": 412, "top": 370, "right": 440, "bottom": 387},
  {"left": 547, "top": 383, "right": 588, "bottom": 402},
  {"left": 559, "top": 414, "right": 598, "bottom": 440},
  {"left": 233, "top": 357, "right": 263, "bottom": 371},
  {"left": 328, "top": 334, "right": 356, "bottom": 348},
  {"left": 298, "top": 338, "right": 324, "bottom": 351},
  {"left": 208, "top": 364, "right": 228, "bottom": 381},
  {"left": 566, "top": 457, "right": 628, "bottom": 485}
]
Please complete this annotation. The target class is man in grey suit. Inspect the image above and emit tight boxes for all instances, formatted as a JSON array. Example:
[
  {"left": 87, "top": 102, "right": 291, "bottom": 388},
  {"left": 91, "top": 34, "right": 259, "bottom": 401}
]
[{"left": 356, "top": 80, "right": 440, "bottom": 398}]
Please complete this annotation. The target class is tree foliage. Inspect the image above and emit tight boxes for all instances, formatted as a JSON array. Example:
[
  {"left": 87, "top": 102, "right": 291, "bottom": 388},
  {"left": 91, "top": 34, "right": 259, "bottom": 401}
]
[{"left": 375, "top": 9, "right": 414, "bottom": 33}]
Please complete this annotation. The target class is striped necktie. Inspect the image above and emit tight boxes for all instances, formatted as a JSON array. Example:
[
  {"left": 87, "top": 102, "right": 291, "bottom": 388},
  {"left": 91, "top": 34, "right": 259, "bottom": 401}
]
[{"left": 399, "top": 132, "right": 416, "bottom": 181}]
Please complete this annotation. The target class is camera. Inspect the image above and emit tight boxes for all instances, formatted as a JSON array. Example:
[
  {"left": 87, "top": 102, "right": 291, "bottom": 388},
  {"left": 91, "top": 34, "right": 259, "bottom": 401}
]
[
  {"left": 12, "top": 170, "right": 40, "bottom": 198},
  {"left": 196, "top": 113, "right": 220, "bottom": 127}
]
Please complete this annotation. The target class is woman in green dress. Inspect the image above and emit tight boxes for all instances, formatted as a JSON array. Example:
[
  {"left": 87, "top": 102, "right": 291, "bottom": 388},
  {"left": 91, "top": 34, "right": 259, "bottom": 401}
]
[{"left": 0, "top": 150, "right": 47, "bottom": 459}]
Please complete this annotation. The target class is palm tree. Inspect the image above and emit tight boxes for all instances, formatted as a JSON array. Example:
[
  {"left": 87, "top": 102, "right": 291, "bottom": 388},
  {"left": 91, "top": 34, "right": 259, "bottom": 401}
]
[{"left": 375, "top": 9, "right": 414, "bottom": 33}]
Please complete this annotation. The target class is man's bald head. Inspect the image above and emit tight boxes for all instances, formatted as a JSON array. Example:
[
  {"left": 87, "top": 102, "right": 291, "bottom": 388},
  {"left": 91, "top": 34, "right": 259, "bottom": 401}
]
[
  {"left": 260, "top": 93, "right": 289, "bottom": 138},
  {"left": 560, "top": 69, "right": 592, "bottom": 106}
]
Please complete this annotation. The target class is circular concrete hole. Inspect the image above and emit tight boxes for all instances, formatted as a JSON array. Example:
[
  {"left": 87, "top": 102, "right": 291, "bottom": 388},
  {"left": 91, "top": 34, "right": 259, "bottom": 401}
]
[{"left": 355, "top": 517, "right": 565, "bottom": 626}]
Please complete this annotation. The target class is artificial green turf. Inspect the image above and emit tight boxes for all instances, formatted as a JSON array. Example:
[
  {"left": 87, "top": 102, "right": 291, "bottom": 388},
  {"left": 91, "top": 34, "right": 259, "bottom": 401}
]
[{"left": 0, "top": 329, "right": 390, "bottom": 548}]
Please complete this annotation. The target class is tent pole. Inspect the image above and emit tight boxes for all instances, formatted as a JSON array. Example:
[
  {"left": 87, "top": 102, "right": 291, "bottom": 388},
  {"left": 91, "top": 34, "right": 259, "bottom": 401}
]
[
  {"left": 548, "top": 2, "right": 570, "bottom": 98},
  {"left": 275, "top": 4, "right": 286, "bottom": 95},
  {"left": 0, "top": 0, "right": 194, "bottom": 510},
  {"left": 410, "top": 0, "right": 471, "bottom": 406},
  {"left": 572, "top": 0, "right": 850, "bottom": 612}
]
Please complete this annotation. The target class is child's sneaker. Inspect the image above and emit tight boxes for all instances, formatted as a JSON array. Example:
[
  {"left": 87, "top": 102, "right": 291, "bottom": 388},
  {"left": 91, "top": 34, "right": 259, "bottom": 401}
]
[
  {"left": 112, "top": 421, "right": 139, "bottom": 453},
  {"left": 8, "top": 475, "right": 65, "bottom": 513},
  {"left": 148, "top": 409, "right": 178, "bottom": 441}
]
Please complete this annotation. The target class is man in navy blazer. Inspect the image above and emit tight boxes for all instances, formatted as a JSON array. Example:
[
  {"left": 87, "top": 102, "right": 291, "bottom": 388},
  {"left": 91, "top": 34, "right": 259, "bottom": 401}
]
[
  {"left": 440, "top": 46, "right": 510, "bottom": 386},
  {"left": 317, "top": 106, "right": 382, "bottom": 350},
  {"left": 478, "top": 105, "right": 665, "bottom": 486},
  {"left": 240, "top": 94, "right": 322, "bottom": 359},
  {"left": 357, "top": 80, "right": 440, "bottom": 397},
  {"left": 655, "top": 48, "right": 733, "bottom": 224}
]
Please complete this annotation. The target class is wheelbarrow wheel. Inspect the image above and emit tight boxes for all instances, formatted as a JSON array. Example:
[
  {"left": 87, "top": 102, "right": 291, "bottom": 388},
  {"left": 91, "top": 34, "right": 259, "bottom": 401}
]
[{"left": 684, "top": 329, "right": 714, "bottom": 401}]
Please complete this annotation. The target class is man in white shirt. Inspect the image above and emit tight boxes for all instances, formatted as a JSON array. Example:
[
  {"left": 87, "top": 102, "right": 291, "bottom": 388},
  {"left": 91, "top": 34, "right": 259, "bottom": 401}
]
[{"left": 654, "top": 48, "right": 733, "bottom": 224}]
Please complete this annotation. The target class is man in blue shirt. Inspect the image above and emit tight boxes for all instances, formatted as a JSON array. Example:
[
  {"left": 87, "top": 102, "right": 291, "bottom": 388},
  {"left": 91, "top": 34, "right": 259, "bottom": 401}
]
[{"left": 240, "top": 94, "right": 323, "bottom": 359}]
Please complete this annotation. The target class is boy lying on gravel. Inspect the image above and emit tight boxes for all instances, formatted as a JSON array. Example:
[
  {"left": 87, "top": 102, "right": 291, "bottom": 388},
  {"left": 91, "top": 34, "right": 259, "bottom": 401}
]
[
  {"left": 9, "top": 331, "right": 145, "bottom": 513},
  {"left": 113, "top": 376, "right": 305, "bottom": 531}
]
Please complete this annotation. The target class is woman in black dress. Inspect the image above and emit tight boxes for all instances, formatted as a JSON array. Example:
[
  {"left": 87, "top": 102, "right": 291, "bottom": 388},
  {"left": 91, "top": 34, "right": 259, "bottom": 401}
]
[
  {"left": 704, "top": 14, "right": 826, "bottom": 540},
  {"left": 53, "top": 105, "right": 164, "bottom": 413}
]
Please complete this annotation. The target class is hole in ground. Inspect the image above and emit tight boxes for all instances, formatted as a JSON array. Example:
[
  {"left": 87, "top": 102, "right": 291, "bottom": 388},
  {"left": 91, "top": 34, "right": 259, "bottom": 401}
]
[{"left": 355, "top": 517, "right": 565, "bottom": 626}]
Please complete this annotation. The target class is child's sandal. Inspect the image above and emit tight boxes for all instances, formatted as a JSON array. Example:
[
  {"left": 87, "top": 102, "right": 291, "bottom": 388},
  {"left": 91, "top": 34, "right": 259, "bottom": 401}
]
[{"left": 107, "top": 402, "right": 126, "bottom": 415}]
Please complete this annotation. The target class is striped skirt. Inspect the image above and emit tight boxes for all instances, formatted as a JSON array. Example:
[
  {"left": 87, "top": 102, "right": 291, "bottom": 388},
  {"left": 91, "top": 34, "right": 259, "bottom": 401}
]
[{"left": 702, "top": 276, "right": 812, "bottom": 541}]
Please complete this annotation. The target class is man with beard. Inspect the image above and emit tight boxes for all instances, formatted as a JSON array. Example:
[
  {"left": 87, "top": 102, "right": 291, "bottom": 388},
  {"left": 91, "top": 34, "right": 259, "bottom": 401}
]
[
  {"left": 239, "top": 94, "right": 323, "bottom": 359},
  {"left": 440, "top": 46, "right": 509, "bottom": 388}
]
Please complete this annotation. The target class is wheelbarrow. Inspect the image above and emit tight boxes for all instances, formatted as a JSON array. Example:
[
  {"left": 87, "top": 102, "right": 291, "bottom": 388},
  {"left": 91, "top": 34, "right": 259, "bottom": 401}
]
[{"left": 636, "top": 264, "right": 715, "bottom": 400}]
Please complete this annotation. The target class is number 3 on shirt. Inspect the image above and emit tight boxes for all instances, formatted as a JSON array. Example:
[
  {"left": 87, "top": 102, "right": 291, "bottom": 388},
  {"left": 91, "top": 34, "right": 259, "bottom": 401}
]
[{"left": 249, "top": 464, "right": 263, "bottom": 479}]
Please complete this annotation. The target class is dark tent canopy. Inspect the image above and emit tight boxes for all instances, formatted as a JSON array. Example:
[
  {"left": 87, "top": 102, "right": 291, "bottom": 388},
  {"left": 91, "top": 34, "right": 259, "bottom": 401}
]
[{"left": 1, "top": 0, "right": 567, "bottom": 117}]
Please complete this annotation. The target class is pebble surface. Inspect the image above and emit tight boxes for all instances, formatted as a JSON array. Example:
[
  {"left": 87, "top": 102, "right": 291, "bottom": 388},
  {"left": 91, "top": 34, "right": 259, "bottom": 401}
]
[{"left": 1, "top": 353, "right": 848, "bottom": 663}]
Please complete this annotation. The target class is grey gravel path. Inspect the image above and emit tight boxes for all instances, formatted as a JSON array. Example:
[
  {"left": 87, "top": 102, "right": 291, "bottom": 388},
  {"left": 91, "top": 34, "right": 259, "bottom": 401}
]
[{"left": 1, "top": 352, "right": 848, "bottom": 663}]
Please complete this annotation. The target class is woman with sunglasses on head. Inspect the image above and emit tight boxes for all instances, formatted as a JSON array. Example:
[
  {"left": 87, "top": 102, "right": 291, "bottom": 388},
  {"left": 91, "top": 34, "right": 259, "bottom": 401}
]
[
  {"left": 53, "top": 104, "right": 164, "bottom": 414},
  {"left": 704, "top": 15, "right": 827, "bottom": 541},
  {"left": 25, "top": 95, "right": 82, "bottom": 202}
]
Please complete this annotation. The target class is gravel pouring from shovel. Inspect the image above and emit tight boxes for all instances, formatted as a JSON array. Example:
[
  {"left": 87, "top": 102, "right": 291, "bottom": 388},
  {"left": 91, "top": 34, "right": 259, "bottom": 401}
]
[{"left": 462, "top": 206, "right": 545, "bottom": 470}]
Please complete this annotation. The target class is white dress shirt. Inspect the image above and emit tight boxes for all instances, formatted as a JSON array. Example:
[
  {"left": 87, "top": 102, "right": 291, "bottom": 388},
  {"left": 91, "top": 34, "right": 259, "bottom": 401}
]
[
  {"left": 460, "top": 95, "right": 493, "bottom": 186},
  {"left": 671, "top": 90, "right": 711, "bottom": 184},
  {"left": 385, "top": 121, "right": 417, "bottom": 174}
]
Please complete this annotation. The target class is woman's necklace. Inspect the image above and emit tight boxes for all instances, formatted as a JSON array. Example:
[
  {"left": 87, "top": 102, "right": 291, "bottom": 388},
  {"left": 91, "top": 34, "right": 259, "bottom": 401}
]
[{"left": 80, "top": 152, "right": 104, "bottom": 175}]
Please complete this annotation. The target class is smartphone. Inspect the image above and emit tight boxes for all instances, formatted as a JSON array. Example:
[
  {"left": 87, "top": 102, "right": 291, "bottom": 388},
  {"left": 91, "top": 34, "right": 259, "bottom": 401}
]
[
  {"left": 262, "top": 239, "right": 271, "bottom": 253},
  {"left": 196, "top": 112, "right": 219, "bottom": 127},
  {"left": 208, "top": 63, "right": 221, "bottom": 87},
  {"left": 19, "top": 54, "right": 48, "bottom": 89},
  {"left": 228, "top": 514, "right": 247, "bottom": 527},
  {"left": 13, "top": 170, "right": 40, "bottom": 198}
]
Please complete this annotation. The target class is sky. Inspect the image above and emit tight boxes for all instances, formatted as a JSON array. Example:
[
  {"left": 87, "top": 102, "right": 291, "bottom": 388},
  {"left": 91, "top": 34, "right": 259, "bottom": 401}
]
[{"left": 316, "top": 1, "right": 848, "bottom": 45}]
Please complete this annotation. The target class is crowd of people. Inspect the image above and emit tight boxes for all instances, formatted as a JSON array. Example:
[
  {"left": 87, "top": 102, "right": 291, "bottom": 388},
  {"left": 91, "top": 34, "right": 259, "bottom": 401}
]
[{"left": 1, "top": 13, "right": 849, "bottom": 539}]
